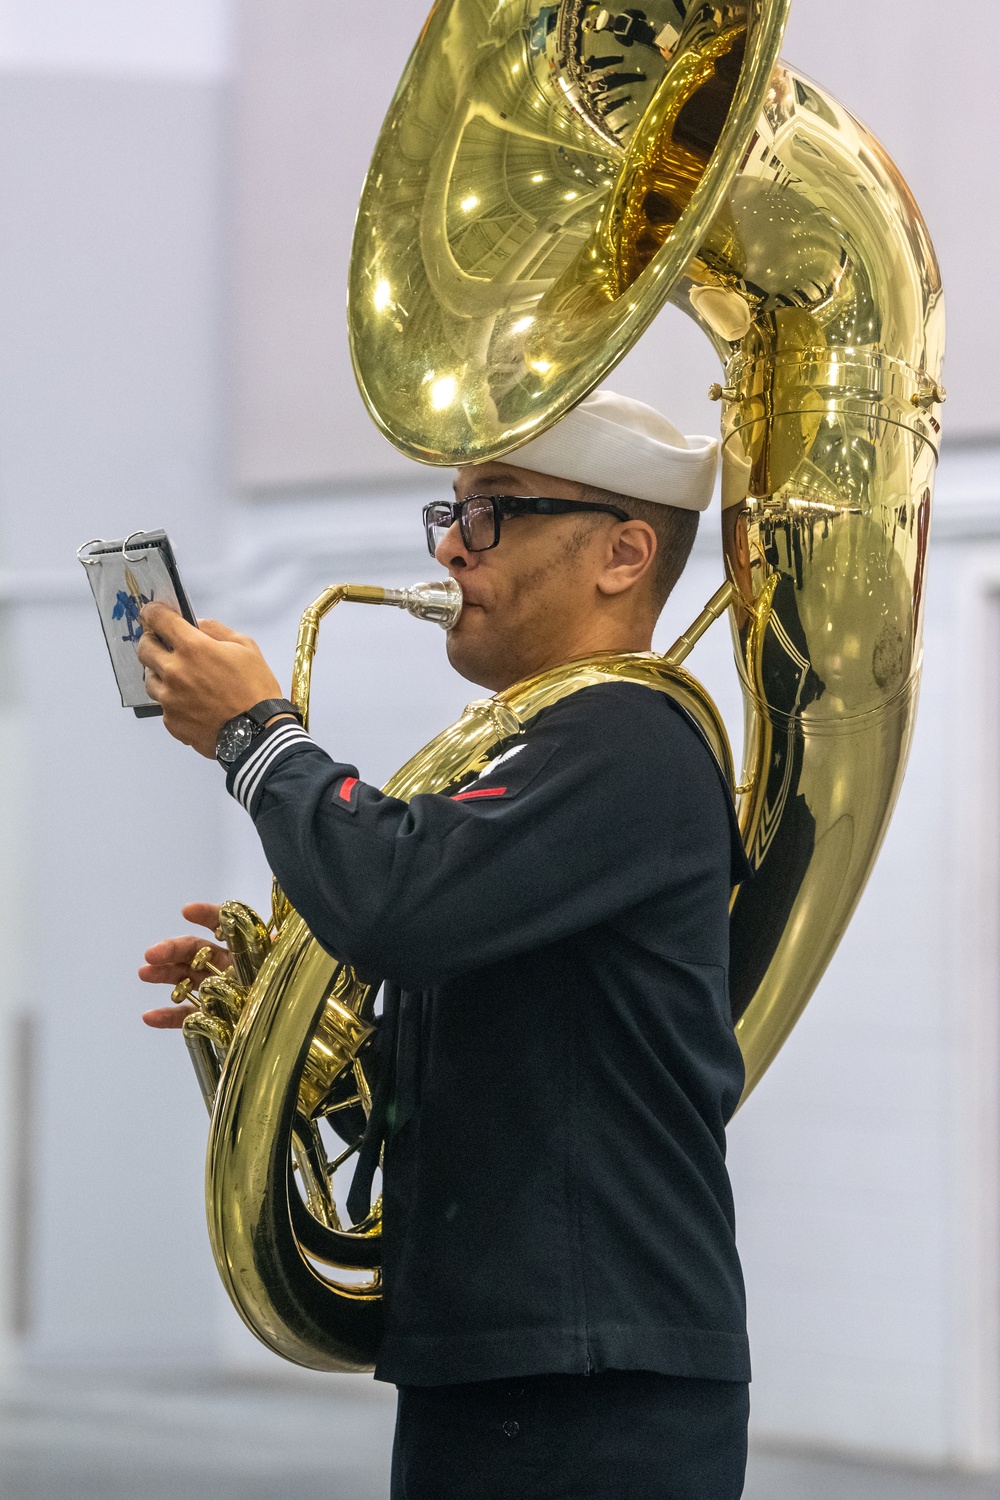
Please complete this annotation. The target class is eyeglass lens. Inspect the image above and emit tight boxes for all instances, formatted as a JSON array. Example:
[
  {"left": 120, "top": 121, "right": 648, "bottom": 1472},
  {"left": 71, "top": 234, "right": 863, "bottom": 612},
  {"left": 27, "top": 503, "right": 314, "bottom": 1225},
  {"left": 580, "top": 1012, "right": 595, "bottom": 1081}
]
[
  {"left": 425, "top": 503, "right": 452, "bottom": 556},
  {"left": 459, "top": 496, "right": 498, "bottom": 551},
  {"left": 425, "top": 497, "right": 499, "bottom": 556}
]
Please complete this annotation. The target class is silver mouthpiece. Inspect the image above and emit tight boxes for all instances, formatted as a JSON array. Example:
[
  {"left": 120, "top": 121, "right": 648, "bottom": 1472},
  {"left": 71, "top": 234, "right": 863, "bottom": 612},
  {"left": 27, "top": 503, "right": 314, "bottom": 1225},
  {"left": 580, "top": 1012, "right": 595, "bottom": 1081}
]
[{"left": 382, "top": 579, "right": 463, "bottom": 629}]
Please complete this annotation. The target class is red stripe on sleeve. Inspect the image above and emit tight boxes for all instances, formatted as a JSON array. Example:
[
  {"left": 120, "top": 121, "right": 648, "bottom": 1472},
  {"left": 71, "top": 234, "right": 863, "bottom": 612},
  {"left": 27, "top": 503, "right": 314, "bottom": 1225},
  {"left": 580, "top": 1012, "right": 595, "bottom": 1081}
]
[
  {"left": 338, "top": 776, "right": 359, "bottom": 803},
  {"left": 452, "top": 786, "right": 508, "bottom": 802}
]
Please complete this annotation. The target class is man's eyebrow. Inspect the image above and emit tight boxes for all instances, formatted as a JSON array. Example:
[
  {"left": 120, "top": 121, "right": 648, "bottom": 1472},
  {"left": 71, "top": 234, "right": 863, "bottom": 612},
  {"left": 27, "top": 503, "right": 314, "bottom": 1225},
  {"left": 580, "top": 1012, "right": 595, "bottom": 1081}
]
[{"left": 453, "top": 472, "right": 523, "bottom": 494}]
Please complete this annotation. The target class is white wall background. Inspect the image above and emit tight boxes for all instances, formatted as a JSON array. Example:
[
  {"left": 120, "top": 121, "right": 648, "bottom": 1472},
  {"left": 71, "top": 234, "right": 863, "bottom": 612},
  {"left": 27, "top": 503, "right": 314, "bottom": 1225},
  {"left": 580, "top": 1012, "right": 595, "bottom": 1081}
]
[
  {"left": 0, "top": 0, "right": 997, "bottom": 1473},
  {"left": 0, "top": 65, "right": 233, "bottom": 1364},
  {"left": 0, "top": 0, "right": 232, "bottom": 76}
]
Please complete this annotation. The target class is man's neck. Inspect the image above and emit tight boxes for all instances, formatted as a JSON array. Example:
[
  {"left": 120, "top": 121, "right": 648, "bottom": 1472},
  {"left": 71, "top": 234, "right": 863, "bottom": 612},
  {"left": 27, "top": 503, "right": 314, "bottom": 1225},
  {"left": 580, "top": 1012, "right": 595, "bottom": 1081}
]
[{"left": 489, "top": 623, "right": 656, "bottom": 693}]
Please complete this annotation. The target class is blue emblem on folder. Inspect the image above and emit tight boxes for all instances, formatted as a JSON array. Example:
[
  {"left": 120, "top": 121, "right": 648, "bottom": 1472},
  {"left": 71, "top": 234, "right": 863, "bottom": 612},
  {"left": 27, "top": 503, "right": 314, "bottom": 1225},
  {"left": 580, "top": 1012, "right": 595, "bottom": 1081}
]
[
  {"left": 111, "top": 588, "right": 151, "bottom": 643},
  {"left": 111, "top": 564, "right": 152, "bottom": 643}
]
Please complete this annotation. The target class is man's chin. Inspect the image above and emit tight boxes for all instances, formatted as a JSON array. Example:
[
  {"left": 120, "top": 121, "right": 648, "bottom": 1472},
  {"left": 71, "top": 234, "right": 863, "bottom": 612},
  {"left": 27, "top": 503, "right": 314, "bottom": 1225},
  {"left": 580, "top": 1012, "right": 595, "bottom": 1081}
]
[{"left": 444, "top": 625, "right": 505, "bottom": 692}]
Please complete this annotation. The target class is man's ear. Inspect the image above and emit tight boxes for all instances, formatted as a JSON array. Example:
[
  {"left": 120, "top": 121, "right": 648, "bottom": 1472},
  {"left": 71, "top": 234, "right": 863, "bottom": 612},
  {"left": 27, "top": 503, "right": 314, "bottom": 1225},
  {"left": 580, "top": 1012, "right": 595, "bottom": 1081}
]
[{"left": 596, "top": 519, "right": 658, "bottom": 598}]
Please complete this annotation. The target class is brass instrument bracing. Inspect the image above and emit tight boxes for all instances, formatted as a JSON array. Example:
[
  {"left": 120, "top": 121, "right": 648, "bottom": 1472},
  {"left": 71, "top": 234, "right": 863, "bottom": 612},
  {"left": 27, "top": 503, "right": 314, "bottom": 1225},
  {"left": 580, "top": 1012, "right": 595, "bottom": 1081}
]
[{"left": 180, "top": 0, "right": 944, "bottom": 1369}]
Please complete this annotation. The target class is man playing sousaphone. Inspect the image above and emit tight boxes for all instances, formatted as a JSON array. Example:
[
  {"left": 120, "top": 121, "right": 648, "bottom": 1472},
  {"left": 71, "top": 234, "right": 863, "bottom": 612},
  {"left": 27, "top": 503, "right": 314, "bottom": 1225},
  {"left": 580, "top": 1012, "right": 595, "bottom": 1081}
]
[{"left": 138, "top": 390, "right": 752, "bottom": 1499}]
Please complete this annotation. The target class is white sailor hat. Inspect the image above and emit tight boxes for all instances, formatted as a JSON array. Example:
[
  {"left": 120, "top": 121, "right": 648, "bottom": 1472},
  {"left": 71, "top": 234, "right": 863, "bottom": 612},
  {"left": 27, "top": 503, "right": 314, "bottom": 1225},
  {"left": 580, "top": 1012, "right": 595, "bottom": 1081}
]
[{"left": 502, "top": 389, "right": 719, "bottom": 513}]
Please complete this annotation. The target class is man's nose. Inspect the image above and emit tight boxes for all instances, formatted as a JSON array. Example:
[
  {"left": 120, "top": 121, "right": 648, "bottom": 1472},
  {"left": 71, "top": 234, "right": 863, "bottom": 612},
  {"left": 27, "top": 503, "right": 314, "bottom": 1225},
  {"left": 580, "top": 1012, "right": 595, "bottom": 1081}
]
[{"left": 434, "top": 520, "right": 478, "bottom": 571}]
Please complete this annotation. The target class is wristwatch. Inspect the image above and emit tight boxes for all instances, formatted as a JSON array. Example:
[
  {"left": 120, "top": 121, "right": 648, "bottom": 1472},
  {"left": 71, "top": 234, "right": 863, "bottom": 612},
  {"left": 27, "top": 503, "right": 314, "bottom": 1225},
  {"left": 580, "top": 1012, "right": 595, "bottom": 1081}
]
[{"left": 215, "top": 698, "right": 302, "bottom": 767}]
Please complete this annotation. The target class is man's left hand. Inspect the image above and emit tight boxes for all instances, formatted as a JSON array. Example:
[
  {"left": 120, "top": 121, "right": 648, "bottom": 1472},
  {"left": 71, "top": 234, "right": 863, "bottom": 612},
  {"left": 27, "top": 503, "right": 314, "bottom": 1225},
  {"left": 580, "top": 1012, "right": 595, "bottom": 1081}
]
[{"left": 136, "top": 602, "right": 284, "bottom": 758}]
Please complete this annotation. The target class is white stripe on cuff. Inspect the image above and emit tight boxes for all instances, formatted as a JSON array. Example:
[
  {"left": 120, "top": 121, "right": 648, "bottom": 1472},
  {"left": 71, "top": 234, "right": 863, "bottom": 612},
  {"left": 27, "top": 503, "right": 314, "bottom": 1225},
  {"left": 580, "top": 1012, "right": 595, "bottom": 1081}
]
[{"left": 232, "top": 723, "right": 313, "bottom": 811}]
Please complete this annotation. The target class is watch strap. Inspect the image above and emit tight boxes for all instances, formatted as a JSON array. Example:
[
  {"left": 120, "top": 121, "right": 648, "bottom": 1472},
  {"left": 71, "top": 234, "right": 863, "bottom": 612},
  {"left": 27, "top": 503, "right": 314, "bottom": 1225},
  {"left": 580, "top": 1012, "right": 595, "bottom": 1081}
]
[{"left": 245, "top": 698, "right": 302, "bottom": 729}]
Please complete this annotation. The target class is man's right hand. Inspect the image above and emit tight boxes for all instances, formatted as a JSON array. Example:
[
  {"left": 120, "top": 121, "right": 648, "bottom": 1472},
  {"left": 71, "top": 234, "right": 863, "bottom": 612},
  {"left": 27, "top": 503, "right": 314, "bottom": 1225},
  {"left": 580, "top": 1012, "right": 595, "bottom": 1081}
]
[{"left": 139, "top": 902, "right": 228, "bottom": 1029}]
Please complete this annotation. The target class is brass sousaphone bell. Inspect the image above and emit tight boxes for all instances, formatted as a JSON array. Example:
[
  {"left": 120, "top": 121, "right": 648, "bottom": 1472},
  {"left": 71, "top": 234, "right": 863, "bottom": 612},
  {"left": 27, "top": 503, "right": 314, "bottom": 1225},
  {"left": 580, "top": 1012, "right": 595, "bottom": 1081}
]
[{"left": 179, "top": 0, "right": 945, "bottom": 1370}]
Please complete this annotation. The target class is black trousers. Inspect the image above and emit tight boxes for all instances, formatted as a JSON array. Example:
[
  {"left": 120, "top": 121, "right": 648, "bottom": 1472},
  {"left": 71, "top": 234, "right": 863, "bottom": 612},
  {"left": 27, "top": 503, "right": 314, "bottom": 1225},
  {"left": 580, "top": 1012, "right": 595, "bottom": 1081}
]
[{"left": 391, "top": 1371, "right": 750, "bottom": 1500}]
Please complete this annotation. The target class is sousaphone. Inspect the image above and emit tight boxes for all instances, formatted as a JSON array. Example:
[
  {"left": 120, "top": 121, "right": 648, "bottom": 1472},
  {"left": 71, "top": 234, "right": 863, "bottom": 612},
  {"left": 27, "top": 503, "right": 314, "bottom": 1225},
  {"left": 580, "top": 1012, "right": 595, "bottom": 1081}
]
[{"left": 179, "top": 0, "right": 945, "bottom": 1369}]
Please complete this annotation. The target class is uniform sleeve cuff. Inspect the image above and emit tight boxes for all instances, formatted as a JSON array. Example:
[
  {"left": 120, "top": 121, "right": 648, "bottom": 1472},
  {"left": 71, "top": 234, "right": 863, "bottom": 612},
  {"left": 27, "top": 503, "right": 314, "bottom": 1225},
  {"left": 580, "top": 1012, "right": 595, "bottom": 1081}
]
[{"left": 226, "top": 719, "right": 314, "bottom": 813}]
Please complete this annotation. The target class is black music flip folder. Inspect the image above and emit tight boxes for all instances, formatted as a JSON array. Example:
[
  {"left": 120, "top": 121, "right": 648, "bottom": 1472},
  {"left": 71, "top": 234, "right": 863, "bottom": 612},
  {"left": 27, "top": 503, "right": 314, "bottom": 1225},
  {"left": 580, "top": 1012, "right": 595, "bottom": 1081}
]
[{"left": 78, "top": 530, "right": 197, "bottom": 717}]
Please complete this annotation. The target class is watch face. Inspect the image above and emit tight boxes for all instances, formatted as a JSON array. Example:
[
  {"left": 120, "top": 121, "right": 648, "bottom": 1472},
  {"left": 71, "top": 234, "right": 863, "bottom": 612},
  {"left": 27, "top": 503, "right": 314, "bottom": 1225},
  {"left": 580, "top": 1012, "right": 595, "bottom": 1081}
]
[{"left": 216, "top": 715, "right": 257, "bottom": 766}]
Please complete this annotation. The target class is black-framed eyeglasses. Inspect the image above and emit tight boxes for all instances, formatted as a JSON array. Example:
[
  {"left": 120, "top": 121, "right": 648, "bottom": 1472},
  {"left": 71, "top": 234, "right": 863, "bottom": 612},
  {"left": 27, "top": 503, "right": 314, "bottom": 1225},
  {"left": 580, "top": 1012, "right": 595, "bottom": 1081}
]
[{"left": 423, "top": 494, "right": 630, "bottom": 557}]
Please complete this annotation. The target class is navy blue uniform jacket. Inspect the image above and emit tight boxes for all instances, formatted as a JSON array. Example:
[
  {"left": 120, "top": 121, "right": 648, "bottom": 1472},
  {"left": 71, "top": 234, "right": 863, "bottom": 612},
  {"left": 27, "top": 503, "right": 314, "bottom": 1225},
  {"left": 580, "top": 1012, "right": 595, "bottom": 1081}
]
[{"left": 226, "top": 680, "right": 751, "bottom": 1388}]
